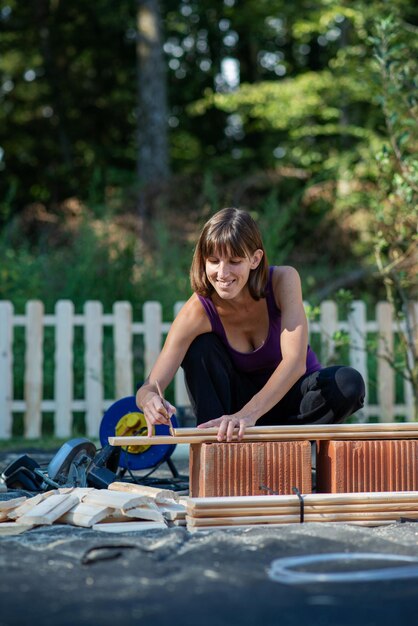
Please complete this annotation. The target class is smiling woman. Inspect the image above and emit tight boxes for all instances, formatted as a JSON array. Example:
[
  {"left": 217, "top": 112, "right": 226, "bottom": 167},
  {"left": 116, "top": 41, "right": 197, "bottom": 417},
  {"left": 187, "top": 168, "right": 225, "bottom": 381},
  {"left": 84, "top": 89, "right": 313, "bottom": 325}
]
[
  {"left": 189, "top": 207, "right": 268, "bottom": 300},
  {"left": 135, "top": 208, "right": 365, "bottom": 441}
]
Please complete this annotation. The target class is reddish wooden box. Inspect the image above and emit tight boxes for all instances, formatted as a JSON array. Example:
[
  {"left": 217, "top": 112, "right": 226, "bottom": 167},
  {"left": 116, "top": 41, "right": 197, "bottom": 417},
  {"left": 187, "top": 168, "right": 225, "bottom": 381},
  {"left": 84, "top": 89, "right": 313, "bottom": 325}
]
[
  {"left": 317, "top": 439, "right": 418, "bottom": 493},
  {"left": 189, "top": 440, "right": 312, "bottom": 497}
]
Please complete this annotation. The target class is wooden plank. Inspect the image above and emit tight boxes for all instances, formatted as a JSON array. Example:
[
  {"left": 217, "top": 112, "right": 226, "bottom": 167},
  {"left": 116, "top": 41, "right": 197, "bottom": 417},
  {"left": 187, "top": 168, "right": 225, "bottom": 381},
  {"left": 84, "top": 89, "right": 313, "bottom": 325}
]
[
  {"left": 377, "top": 302, "right": 394, "bottom": 422},
  {"left": 24, "top": 300, "right": 44, "bottom": 438},
  {"left": 348, "top": 300, "right": 368, "bottom": 419},
  {"left": 158, "top": 502, "right": 187, "bottom": 521},
  {"left": 92, "top": 521, "right": 167, "bottom": 533},
  {"left": 109, "top": 430, "right": 418, "bottom": 446},
  {"left": 187, "top": 510, "right": 417, "bottom": 527},
  {"left": 320, "top": 300, "right": 338, "bottom": 365},
  {"left": 162, "top": 511, "right": 186, "bottom": 522},
  {"left": 84, "top": 301, "right": 103, "bottom": 437},
  {"left": 58, "top": 487, "right": 95, "bottom": 499},
  {"left": 54, "top": 300, "right": 74, "bottom": 438},
  {"left": 7, "top": 491, "right": 58, "bottom": 519},
  {"left": 404, "top": 301, "right": 418, "bottom": 421},
  {"left": 0, "top": 301, "right": 14, "bottom": 439},
  {"left": 169, "top": 519, "right": 187, "bottom": 527},
  {"left": 187, "top": 491, "right": 418, "bottom": 510},
  {"left": 188, "top": 502, "right": 418, "bottom": 518},
  {"left": 59, "top": 502, "right": 113, "bottom": 527},
  {"left": 113, "top": 302, "right": 133, "bottom": 398},
  {"left": 143, "top": 302, "right": 162, "bottom": 377},
  {"left": 0, "top": 496, "right": 27, "bottom": 511},
  {"left": 82, "top": 490, "right": 152, "bottom": 512},
  {"left": 187, "top": 521, "right": 395, "bottom": 532},
  {"left": 186, "top": 515, "right": 300, "bottom": 527},
  {"left": 187, "top": 523, "right": 283, "bottom": 532},
  {"left": 18, "top": 494, "right": 79, "bottom": 525},
  {"left": 108, "top": 481, "right": 179, "bottom": 503},
  {"left": 0, "top": 522, "right": 34, "bottom": 535},
  {"left": 172, "top": 423, "right": 418, "bottom": 435},
  {"left": 105, "top": 507, "right": 166, "bottom": 523}
]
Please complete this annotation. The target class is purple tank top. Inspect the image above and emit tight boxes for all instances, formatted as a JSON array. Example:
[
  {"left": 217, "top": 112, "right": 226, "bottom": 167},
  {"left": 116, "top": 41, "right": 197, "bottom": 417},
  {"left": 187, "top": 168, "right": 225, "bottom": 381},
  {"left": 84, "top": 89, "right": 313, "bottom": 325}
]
[{"left": 197, "top": 266, "right": 321, "bottom": 381}]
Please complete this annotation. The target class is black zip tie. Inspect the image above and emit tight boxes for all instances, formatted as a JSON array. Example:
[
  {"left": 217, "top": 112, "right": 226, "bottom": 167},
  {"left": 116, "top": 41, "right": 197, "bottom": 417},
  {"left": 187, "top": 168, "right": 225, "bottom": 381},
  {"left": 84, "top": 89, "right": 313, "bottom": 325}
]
[
  {"left": 259, "top": 484, "right": 279, "bottom": 495},
  {"left": 398, "top": 517, "right": 418, "bottom": 524},
  {"left": 292, "top": 487, "right": 305, "bottom": 523}
]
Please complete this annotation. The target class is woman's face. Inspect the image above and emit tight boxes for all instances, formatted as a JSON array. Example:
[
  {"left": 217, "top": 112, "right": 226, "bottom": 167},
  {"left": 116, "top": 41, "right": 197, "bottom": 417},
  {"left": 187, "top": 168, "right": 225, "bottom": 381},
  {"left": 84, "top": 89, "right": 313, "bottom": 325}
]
[{"left": 205, "top": 248, "right": 263, "bottom": 300}]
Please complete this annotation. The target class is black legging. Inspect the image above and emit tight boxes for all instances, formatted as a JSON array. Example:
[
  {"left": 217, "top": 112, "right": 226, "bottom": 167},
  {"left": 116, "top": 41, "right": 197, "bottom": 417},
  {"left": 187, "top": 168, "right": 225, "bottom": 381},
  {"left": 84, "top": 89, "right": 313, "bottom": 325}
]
[{"left": 181, "top": 333, "right": 366, "bottom": 426}]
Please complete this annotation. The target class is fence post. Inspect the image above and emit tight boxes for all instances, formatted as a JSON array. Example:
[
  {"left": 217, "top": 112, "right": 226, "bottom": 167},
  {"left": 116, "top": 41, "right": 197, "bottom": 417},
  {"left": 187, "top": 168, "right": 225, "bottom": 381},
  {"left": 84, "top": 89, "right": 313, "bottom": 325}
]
[
  {"left": 0, "top": 301, "right": 13, "bottom": 439},
  {"left": 348, "top": 300, "right": 368, "bottom": 419},
  {"left": 143, "top": 302, "right": 162, "bottom": 378},
  {"left": 54, "top": 300, "right": 74, "bottom": 438},
  {"left": 377, "top": 301, "right": 394, "bottom": 422},
  {"left": 405, "top": 302, "right": 418, "bottom": 421},
  {"left": 173, "top": 301, "right": 190, "bottom": 407},
  {"left": 84, "top": 301, "right": 103, "bottom": 437},
  {"left": 320, "top": 300, "right": 338, "bottom": 365},
  {"left": 24, "top": 300, "right": 44, "bottom": 438},
  {"left": 113, "top": 301, "right": 133, "bottom": 398}
]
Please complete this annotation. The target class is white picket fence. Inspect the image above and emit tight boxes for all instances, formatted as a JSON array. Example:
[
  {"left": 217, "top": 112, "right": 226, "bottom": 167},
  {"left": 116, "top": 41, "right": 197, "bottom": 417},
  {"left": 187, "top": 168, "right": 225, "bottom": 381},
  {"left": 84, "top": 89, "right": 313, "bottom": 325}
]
[{"left": 0, "top": 299, "right": 417, "bottom": 440}]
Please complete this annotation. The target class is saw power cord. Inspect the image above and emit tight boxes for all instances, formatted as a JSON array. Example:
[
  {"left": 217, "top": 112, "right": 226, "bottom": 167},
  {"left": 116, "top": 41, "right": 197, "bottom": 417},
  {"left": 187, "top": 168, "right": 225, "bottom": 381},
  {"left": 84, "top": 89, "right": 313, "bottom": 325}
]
[{"left": 120, "top": 448, "right": 166, "bottom": 484}]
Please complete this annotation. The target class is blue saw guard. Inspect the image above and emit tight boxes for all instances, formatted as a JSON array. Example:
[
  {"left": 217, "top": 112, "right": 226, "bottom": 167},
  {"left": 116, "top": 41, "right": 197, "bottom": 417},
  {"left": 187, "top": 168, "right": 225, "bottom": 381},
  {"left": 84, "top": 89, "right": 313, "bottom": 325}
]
[{"left": 99, "top": 396, "right": 178, "bottom": 470}]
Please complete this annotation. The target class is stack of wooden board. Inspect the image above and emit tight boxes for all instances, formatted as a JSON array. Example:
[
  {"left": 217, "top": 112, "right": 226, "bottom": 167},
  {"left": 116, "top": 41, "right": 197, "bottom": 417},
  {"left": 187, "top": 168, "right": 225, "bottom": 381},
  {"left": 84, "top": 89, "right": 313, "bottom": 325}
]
[
  {"left": 109, "top": 422, "right": 418, "bottom": 446},
  {"left": 0, "top": 482, "right": 188, "bottom": 535},
  {"left": 185, "top": 492, "right": 418, "bottom": 531}
]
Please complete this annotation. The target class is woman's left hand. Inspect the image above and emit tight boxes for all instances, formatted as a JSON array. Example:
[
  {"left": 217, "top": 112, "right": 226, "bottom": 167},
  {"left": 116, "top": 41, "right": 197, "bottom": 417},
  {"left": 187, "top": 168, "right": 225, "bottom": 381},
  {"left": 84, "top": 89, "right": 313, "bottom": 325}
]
[{"left": 197, "top": 413, "right": 257, "bottom": 442}]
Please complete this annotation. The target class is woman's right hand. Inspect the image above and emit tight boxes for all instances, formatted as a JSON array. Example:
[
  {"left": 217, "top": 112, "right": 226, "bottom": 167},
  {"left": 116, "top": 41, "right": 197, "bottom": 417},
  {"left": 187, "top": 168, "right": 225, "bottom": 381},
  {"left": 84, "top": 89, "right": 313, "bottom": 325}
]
[{"left": 142, "top": 393, "right": 176, "bottom": 437}]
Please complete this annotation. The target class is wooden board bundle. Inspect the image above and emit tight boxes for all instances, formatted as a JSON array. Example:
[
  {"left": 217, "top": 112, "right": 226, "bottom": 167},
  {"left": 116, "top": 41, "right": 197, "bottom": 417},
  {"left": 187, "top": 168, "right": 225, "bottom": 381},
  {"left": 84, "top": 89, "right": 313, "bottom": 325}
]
[
  {"left": 186, "top": 491, "right": 418, "bottom": 530},
  {"left": 108, "top": 422, "right": 418, "bottom": 446}
]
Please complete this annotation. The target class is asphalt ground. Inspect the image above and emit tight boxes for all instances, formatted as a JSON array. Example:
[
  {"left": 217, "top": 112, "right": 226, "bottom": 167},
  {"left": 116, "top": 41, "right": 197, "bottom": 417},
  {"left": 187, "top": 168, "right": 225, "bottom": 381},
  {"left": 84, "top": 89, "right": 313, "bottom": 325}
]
[{"left": 1, "top": 447, "right": 418, "bottom": 626}]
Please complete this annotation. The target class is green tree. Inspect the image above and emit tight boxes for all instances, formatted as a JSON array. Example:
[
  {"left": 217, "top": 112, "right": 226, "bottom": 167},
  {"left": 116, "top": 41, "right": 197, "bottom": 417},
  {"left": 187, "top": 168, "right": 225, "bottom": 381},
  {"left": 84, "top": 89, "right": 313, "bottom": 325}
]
[
  {"left": 371, "top": 15, "right": 418, "bottom": 418},
  {"left": 0, "top": 1, "right": 138, "bottom": 220}
]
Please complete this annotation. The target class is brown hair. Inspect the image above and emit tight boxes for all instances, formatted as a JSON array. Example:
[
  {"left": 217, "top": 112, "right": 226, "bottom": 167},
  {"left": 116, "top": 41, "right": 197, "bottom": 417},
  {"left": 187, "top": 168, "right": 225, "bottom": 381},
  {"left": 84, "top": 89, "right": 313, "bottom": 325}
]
[{"left": 190, "top": 208, "right": 269, "bottom": 300}]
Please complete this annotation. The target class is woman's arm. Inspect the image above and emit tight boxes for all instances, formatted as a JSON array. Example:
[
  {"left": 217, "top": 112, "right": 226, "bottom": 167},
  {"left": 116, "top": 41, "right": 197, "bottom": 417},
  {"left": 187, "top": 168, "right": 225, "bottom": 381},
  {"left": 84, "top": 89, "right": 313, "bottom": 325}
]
[
  {"left": 199, "top": 266, "right": 309, "bottom": 441},
  {"left": 136, "top": 295, "right": 211, "bottom": 436}
]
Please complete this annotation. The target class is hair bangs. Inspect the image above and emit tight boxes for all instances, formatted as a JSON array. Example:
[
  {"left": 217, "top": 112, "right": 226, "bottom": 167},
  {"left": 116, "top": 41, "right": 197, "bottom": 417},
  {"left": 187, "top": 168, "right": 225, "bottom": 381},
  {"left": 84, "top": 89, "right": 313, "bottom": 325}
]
[{"left": 203, "top": 223, "right": 250, "bottom": 260}]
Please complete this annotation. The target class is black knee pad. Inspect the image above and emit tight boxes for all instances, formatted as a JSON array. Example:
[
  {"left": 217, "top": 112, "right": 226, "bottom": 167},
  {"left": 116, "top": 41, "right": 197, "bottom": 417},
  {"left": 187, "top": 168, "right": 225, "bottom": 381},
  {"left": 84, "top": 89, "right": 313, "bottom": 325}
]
[{"left": 335, "top": 366, "right": 365, "bottom": 406}]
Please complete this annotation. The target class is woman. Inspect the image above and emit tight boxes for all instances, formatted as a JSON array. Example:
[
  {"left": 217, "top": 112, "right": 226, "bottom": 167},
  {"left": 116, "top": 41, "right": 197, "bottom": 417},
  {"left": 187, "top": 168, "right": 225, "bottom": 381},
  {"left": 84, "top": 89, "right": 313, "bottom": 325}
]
[{"left": 136, "top": 208, "right": 365, "bottom": 441}]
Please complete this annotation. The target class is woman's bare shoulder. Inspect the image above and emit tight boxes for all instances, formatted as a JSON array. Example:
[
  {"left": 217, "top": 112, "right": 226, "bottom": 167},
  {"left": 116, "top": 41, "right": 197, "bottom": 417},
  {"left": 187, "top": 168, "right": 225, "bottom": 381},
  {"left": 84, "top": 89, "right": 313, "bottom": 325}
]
[
  {"left": 270, "top": 266, "right": 303, "bottom": 309},
  {"left": 171, "top": 293, "right": 211, "bottom": 335},
  {"left": 271, "top": 265, "right": 301, "bottom": 287}
]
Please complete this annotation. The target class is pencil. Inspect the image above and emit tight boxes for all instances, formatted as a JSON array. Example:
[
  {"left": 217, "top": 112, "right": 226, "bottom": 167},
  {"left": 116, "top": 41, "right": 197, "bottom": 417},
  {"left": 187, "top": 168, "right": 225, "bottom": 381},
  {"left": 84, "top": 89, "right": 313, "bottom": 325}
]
[{"left": 155, "top": 379, "right": 175, "bottom": 436}]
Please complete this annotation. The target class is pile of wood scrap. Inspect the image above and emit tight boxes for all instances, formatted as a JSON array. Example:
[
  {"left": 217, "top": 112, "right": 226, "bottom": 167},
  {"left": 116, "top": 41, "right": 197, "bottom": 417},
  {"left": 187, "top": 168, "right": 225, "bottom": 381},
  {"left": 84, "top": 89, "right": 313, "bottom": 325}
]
[
  {"left": 0, "top": 481, "right": 187, "bottom": 535},
  {"left": 185, "top": 492, "right": 418, "bottom": 531}
]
